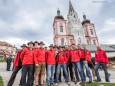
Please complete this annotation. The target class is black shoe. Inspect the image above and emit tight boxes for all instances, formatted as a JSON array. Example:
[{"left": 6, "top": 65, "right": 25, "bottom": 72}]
[
  {"left": 95, "top": 79, "right": 101, "bottom": 82},
  {"left": 50, "top": 83, "right": 54, "bottom": 86},
  {"left": 59, "top": 80, "right": 62, "bottom": 83},
  {"left": 81, "top": 81, "right": 86, "bottom": 86},
  {"left": 89, "top": 78, "right": 92, "bottom": 83},
  {"left": 7, "top": 70, "right": 11, "bottom": 71},
  {"left": 71, "top": 77, "right": 75, "bottom": 82},
  {"left": 74, "top": 81, "right": 78, "bottom": 84}
]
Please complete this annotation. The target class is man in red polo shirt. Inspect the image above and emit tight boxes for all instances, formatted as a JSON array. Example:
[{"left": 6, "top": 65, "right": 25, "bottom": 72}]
[
  {"left": 78, "top": 44, "right": 92, "bottom": 83},
  {"left": 64, "top": 45, "right": 75, "bottom": 81},
  {"left": 83, "top": 45, "right": 96, "bottom": 81},
  {"left": 70, "top": 44, "right": 85, "bottom": 85},
  {"left": 95, "top": 45, "right": 110, "bottom": 82},
  {"left": 20, "top": 41, "right": 35, "bottom": 86},
  {"left": 55, "top": 46, "right": 70, "bottom": 86},
  {"left": 46, "top": 44, "right": 56, "bottom": 86},
  {"left": 7, "top": 44, "right": 27, "bottom": 86},
  {"left": 34, "top": 41, "right": 46, "bottom": 86}
]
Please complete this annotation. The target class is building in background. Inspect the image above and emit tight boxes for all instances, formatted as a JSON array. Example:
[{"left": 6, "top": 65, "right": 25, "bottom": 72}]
[
  {"left": 53, "top": 9, "right": 75, "bottom": 46},
  {"left": 53, "top": 0, "right": 99, "bottom": 46},
  {"left": 82, "top": 14, "right": 99, "bottom": 45},
  {"left": 0, "top": 41, "right": 17, "bottom": 60}
]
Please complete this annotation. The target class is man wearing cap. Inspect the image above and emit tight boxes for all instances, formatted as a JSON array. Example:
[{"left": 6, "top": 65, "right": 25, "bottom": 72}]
[
  {"left": 95, "top": 45, "right": 110, "bottom": 82},
  {"left": 46, "top": 44, "right": 56, "bottom": 86},
  {"left": 70, "top": 44, "right": 85, "bottom": 85},
  {"left": 34, "top": 41, "right": 40, "bottom": 49},
  {"left": 55, "top": 46, "right": 70, "bottom": 86},
  {"left": 7, "top": 44, "right": 27, "bottom": 86},
  {"left": 78, "top": 44, "right": 92, "bottom": 83},
  {"left": 34, "top": 41, "right": 46, "bottom": 86},
  {"left": 20, "top": 41, "right": 35, "bottom": 86}
]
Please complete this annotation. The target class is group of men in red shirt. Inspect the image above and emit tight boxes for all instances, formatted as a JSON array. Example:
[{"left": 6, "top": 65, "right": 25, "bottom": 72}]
[{"left": 7, "top": 41, "right": 110, "bottom": 86}]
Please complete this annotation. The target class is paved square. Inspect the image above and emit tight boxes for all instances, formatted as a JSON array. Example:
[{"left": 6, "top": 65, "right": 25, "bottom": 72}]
[{"left": 0, "top": 62, "right": 115, "bottom": 86}]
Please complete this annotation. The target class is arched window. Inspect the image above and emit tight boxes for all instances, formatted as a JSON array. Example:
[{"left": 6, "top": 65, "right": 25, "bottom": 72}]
[
  {"left": 60, "top": 25, "right": 63, "bottom": 32},
  {"left": 78, "top": 38, "right": 81, "bottom": 44},
  {"left": 90, "top": 29, "right": 93, "bottom": 35},
  {"left": 93, "top": 40, "right": 96, "bottom": 45},
  {"left": 61, "top": 38, "right": 64, "bottom": 46}
]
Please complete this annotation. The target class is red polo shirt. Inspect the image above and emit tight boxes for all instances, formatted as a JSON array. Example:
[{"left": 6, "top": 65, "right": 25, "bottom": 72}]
[
  {"left": 34, "top": 48, "right": 46, "bottom": 64},
  {"left": 46, "top": 49, "right": 56, "bottom": 64},
  {"left": 20, "top": 48, "right": 34, "bottom": 65}
]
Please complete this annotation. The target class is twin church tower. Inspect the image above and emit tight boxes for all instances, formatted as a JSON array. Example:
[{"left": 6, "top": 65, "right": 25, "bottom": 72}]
[{"left": 53, "top": 0, "right": 99, "bottom": 46}]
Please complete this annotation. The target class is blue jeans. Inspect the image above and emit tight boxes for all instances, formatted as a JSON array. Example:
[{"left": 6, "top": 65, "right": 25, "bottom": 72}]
[
  {"left": 46, "top": 64, "right": 55, "bottom": 85},
  {"left": 80, "top": 61, "right": 92, "bottom": 81},
  {"left": 95, "top": 62, "right": 110, "bottom": 82},
  {"left": 72, "top": 62, "right": 85, "bottom": 81},
  {"left": 55, "top": 63, "right": 69, "bottom": 83}
]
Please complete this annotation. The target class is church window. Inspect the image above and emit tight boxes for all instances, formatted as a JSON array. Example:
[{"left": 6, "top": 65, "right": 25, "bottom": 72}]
[
  {"left": 61, "top": 38, "right": 64, "bottom": 46},
  {"left": 74, "top": 15, "right": 76, "bottom": 18},
  {"left": 78, "top": 38, "right": 81, "bottom": 44},
  {"left": 93, "top": 40, "right": 96, "bottom": 45},
  {"left": 78, "top": 31, "right": 79, "bottom": 35},
  {"left": 87, "top": 40, "right": 89, "bottom": 45},
  {"left": 90, "top": 29, "right": 93, "bottom": 35},
  {"left": 60, "top": 25, "right": 63, "bottom": 32}
]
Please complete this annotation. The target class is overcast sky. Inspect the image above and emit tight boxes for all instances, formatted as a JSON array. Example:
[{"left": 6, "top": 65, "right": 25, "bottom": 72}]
[{"left": 0, "top": 0, "right": 115, "bottom": 48}]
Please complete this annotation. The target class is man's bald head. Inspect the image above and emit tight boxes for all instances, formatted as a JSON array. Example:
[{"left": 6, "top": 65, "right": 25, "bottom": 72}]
[{"left": 96, "top": 45, "right": 101, "bottom": 51}]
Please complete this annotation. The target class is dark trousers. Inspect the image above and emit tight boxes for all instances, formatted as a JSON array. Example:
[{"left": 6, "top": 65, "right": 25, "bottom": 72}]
[
  {"left": 7, "top": 66, "right": 22, "bottom": 86},
  {"left": 68, "top": 61, "right": 74, "bottom": 79},
  {"left": 21, "top": 64, "right": 34, "bottom": 86},
  {"left": 6, "top": 63, "right": 11, "bottom": 71}
]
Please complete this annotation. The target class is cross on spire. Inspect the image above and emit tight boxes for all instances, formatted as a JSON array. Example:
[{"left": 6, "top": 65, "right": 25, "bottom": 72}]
[{"left": 83, "top": 13, "right": 86, "bottom": 20}]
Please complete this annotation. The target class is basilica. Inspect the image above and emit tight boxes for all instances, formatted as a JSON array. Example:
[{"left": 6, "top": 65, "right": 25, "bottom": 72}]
[{"left": 53, "top": 0, "right": 99, "bottom": 46}]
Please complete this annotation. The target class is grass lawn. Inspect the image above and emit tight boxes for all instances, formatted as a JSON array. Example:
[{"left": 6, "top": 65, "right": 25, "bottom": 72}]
[
  {"left": 85, "top": 82, "right": 115, "bottom": 86},
  {"left": 0, "top": 76, "right": 4, "bottom": 86}
]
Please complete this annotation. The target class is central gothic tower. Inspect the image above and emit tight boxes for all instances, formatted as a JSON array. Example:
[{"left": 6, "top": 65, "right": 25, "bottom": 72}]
[{"left": 67, "top": 0, "right": 87, "bottom": 45}]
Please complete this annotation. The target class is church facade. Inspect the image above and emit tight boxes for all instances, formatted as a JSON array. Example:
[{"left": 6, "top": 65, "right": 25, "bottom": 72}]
[{"left": 53, "top": 0, "right": 99, "bottom": 46}]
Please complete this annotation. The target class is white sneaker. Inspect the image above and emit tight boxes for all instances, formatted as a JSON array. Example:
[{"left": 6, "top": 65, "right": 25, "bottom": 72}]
[
  {"left": 67, "top": 82, "right": 70, "bottom": 85},
  {"left": 55, "top": 83, "right": 58, "bottom": 86},
  {"left": 93, "top": 77, "right": 97, "bottom": 81}
]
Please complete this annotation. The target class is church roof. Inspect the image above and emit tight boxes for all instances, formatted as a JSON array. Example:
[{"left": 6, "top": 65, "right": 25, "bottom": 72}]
[
  {"left": 84, "top": 45, "right": 115, "bottom": 52},
  {"left": 68, "top": 0, "right": 75, "bottom": 14},
  {"left": 82, "top": 14, "right": 90, "bottom": 25},
  {"left": 55, "top": 9, "right": 64, "bottom": 20}
]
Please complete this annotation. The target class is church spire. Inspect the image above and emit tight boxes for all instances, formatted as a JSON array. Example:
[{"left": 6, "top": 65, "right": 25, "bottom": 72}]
[{"left": 68, "top": 0, "right": 75, "bottom": 14}]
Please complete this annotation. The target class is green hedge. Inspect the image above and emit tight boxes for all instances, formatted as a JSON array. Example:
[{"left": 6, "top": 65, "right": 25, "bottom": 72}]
[
  {"left": 0, "top": 76, "right": 4, "bottom": 86},
  {"left": 0, "top": 60, "right": 5, "bottom": 62}
]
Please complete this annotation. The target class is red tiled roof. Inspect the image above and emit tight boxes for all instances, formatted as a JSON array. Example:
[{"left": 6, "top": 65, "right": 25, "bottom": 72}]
[{"left": 0, "top": 41, "right": 16, "bottom": 48}]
